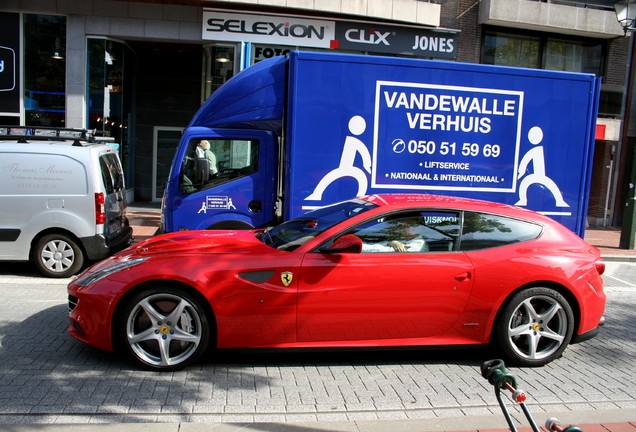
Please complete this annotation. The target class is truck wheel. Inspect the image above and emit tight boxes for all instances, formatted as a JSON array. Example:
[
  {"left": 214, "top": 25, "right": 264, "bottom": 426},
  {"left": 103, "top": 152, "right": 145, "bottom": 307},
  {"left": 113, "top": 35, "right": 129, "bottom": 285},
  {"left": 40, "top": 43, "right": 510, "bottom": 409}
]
[
  {"left": 33, "top": 233, "right": 84, "bottom": 278},
  {"left": 117, "top": 287, "right": 210, "bottom": 371},
  {"left": 494, "top": 287, "right": 574, "bottom": 367}
]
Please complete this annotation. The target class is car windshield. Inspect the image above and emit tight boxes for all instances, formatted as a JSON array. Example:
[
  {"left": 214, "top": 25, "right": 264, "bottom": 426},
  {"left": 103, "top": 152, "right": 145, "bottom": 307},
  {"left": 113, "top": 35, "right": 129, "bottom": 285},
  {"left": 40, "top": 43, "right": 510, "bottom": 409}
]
[{"left": 259, "top": 198, "right": 378, "bottom": 251}]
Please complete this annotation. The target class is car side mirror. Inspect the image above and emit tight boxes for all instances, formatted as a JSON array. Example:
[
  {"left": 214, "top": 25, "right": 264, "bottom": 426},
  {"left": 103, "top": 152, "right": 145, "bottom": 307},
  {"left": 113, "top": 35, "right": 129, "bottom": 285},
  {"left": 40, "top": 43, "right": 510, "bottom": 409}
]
[{"left": 321, "top": 234, "right": 362, "bottom": 254}]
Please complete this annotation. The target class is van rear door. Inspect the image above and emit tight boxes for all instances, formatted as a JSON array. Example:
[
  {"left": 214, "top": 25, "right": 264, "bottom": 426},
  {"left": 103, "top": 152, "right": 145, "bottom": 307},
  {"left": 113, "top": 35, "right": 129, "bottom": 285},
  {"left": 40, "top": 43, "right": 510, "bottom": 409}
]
[{"left": 98, "top": 152, "right": 130, "bottom": 244}]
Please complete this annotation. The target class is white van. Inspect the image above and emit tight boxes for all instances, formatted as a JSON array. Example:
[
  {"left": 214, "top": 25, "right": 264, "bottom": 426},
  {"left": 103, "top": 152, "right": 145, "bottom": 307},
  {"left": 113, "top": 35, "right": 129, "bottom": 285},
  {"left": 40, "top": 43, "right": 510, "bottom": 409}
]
[{"left": 0, "top": 127, "right": 133, "bottom": 277}]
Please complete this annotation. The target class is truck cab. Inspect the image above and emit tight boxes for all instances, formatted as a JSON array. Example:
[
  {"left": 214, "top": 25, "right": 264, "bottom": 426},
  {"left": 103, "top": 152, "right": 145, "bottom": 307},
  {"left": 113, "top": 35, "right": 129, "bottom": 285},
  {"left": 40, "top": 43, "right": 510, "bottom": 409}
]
[
  {"left": 162, "top": 127, "right": 277, "bottom": 231},
  {"left": 161, "top": 55, "right": 286, "bottom": 233}
]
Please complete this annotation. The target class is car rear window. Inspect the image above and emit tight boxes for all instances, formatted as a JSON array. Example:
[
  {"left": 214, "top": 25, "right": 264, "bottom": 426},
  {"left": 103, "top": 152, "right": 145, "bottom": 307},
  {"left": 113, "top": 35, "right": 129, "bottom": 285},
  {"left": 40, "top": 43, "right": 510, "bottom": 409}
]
[
  {"left": 460, "top": 212, "right": 542, "bottom": 251},
  {"left": 99, "top": 153, "right": 124, "bottom": 194}
]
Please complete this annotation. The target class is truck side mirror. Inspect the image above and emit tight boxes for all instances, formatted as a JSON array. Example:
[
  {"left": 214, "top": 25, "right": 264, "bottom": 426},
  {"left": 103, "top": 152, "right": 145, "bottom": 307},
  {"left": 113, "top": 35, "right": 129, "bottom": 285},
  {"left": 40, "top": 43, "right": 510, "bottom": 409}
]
[
  {"left": 321, "top": 234, "right": 362, "bottom": 254},
  {"left": 194, "top": 158, "right": 210, "bottom": 184}
]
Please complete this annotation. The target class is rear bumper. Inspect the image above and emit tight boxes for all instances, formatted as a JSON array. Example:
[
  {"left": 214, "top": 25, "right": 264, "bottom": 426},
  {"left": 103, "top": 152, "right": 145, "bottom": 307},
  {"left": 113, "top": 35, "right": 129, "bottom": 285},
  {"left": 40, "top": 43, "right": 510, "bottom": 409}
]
[
  {"left": 572, "top": 316, "right": 604, "bottom": 344},
  {"left": 80, "top": 223, "right": 133, "bottom": 261}
]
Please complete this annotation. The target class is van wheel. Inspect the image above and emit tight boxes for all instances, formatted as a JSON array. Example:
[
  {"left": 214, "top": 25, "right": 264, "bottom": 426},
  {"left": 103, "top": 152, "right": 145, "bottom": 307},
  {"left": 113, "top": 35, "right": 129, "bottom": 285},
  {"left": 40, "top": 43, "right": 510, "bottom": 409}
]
[{"left": 33, "top": 234, "right": 84, "bottom": 278}]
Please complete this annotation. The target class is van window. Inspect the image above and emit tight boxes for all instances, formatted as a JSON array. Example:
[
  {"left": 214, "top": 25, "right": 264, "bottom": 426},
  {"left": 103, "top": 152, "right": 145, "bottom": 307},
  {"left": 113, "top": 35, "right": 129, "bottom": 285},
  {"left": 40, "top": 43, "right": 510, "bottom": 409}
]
[
  {"left": 180, "top": 138, "right": 259, "bottom": 194},
  {"left": 0, "top": 153, "right": 87, "bottom": 195},
  {"left": 99, "top": 153, "right": 124, "bottom": 194}
]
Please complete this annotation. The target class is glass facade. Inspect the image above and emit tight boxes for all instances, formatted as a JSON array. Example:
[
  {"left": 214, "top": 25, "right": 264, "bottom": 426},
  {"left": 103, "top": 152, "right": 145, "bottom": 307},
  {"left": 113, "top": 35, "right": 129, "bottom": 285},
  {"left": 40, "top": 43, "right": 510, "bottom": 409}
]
[
  {"left": 87, "top": 38, "right": 134, "bottom": 184},
  {"left": 483, "top": 29, "right": 617, "bottom": 116},
  {"left": 483, "top": 30, "right": 604, "bottom": 76},
  {"left": 202, "top": 45, "right": 236, "bottom": 101},
  {"left": 483, "top": 33, "right": 541, "bottom": 69},
  {"left": 544, "top": 39, "right": 602, "bottom": 74},
  {"left": 23, "top": 14, "right": 66, "bottom": 126}
]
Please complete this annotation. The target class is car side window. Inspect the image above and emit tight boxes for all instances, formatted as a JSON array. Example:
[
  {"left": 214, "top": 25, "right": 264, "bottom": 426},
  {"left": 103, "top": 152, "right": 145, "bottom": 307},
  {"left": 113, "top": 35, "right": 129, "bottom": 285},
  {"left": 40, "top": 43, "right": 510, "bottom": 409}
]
[
  {"left": 349, "top": 211, "right": 460, "bottom": 253},
  {"left": 180, "top": 138, "right": 259, "bottom": 194},
  {"left": 460, "top": 212, "right": 543, "bottom": 251}
]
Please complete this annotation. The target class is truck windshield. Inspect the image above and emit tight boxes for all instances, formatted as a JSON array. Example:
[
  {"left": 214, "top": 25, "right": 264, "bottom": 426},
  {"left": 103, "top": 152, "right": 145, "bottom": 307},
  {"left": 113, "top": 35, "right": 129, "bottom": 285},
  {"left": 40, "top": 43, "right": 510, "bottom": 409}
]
[{"left": 259, "top": 199, "right": 378, "bottom": 251}]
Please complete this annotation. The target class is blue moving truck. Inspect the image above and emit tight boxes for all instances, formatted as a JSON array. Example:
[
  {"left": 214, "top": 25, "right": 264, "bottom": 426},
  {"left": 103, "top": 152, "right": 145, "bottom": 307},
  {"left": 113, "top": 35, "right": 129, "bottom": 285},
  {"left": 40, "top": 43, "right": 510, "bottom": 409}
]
[{"left": 161, "top": 51, "right": 600, "bottom": 237}]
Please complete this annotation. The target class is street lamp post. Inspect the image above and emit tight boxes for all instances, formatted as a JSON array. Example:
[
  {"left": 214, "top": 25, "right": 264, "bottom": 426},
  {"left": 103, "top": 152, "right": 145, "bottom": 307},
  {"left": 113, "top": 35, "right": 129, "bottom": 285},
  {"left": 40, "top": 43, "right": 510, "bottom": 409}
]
[
  {"left": 615, "top": 0, "right": 636, "bottom": 34},
  {"left": 614, "top": 1, "right": 636, "bottom": 249}
]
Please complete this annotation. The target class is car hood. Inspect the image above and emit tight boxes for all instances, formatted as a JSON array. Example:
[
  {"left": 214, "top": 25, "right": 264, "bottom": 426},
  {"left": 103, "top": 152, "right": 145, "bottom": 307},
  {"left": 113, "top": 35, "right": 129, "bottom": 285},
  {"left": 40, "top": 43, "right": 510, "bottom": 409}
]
[
  {"left": 128, "top": 230, "right": 268, "bottom": 257},
  {"left": 72, "top": 230, "right": 275, "bottom": 283}
]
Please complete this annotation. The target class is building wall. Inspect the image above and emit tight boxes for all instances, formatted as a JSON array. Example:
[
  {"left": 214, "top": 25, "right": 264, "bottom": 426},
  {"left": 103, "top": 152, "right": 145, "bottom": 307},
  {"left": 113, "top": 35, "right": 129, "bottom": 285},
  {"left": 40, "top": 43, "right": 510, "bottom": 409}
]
[
  {"left": 130, "top": 41, "right": 203, "bottom": 202},
  {"left": 606, "top": 37, "right": 630, "bottom": 88},
  {"left": 3, "top": 0, "right": 632, "bottom": 222},
  {"left": 201, "top": 0, "right": 441, "bottom": 26}
]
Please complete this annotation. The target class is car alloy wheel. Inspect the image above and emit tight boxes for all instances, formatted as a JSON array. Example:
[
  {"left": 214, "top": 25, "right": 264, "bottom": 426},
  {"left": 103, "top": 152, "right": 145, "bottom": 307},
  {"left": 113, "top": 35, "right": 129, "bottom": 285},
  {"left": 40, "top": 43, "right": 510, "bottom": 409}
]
[
  {"left": 33, "top": 233, "right": 84, "bottom": 278},
  {"left": 495, "top": 287, "right": 574, "bottom": 367},
  {"left": 122, "top": 288, "right": 209, "bottom": 371}
]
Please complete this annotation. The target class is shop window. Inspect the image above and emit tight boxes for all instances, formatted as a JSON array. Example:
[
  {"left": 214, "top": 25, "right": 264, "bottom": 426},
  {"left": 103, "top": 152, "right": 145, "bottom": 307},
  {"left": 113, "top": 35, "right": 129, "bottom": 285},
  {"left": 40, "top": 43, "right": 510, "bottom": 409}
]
[
  {"left": 203, "top": 45, "right": 236, "bottom": 100},
  {"left": 23, "top": 14, "right": 66, "bottom": 127},
  {"left": 87, "top": 38, "right": 134, "bottom": 185}
]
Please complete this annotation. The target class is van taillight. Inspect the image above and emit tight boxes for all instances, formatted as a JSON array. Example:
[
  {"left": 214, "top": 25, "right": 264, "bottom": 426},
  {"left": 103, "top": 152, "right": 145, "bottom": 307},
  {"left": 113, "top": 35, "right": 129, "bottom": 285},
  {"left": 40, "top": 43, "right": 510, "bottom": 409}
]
[{"left": 95, "top": 193, "right": 106, "bottom": 225}]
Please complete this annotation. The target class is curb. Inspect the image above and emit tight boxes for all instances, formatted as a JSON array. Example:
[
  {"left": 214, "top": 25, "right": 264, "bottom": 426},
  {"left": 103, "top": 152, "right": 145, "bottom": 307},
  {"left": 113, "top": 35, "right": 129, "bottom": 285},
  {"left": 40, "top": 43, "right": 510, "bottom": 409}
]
[{"left": 0, "top": 409, "right": 634, "bottom": 432}]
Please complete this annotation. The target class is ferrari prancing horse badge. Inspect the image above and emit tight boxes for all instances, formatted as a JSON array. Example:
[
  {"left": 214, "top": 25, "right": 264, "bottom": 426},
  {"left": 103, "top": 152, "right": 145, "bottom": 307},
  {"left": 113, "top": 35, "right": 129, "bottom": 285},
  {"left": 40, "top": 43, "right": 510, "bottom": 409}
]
[{"left": 281, "top": 271, "right": 293, "bottom": 287}]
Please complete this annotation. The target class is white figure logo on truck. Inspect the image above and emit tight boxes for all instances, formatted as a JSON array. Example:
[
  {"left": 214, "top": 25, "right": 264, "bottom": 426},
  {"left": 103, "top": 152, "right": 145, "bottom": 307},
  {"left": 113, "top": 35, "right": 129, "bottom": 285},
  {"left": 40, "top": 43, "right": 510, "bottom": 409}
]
[
  {"left": 306, "top": 115, "right": 372, "bottom": 200},
  {"left": 515, "top": 126, "right": 569, "bottom": 208}
]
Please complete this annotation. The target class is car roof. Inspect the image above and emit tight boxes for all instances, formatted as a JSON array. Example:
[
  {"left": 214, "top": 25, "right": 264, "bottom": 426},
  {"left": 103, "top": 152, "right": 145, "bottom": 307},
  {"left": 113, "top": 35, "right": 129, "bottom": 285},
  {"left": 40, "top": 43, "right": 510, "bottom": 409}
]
[
  {"left": 359, "top": 193, "right": 547, "bottom": 220},
  {"left": 360, "top": 193, "right": 517, "bottom": 209}
]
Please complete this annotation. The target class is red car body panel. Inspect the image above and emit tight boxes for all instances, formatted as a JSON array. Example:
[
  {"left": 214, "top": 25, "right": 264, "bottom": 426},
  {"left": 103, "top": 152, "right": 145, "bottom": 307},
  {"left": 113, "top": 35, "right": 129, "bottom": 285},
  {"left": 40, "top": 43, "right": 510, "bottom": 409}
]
[{"left": 67, "top": 194, "right": 606, "bottom": 357}]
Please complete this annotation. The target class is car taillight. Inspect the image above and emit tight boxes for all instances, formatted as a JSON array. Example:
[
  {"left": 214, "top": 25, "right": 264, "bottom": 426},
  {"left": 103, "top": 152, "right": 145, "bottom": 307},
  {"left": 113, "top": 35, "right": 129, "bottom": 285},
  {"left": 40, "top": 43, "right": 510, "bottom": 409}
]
[
  {"left": 95, "top": 192, "right": 106, "bottom": 225},
  {"left": 595, "top": 258, "right": 605, "bottom": 276}
]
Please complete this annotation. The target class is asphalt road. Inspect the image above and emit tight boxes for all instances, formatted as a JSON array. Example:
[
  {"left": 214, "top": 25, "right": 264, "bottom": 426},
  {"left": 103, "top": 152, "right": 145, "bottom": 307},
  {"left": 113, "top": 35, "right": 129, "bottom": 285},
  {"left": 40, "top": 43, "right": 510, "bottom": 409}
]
[{"left": 0, "top": 261, "right": 634, "bottom": 426}]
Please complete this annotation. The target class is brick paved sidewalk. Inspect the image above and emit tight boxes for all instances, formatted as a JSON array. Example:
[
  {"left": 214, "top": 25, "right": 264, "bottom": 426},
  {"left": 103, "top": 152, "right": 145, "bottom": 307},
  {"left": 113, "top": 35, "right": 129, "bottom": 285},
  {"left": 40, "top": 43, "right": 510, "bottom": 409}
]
[
  {"left": 128, "top": 205, "right": 160, "bottom": 243},
  {"left": 584, "top": 227, "right": 636, "bottom": 259},
  {"left": 447, "top": 422, "right": 636, "bottom": 432},
  {"left": 122, "top": 205, "right": 636, "bottom": 432}
]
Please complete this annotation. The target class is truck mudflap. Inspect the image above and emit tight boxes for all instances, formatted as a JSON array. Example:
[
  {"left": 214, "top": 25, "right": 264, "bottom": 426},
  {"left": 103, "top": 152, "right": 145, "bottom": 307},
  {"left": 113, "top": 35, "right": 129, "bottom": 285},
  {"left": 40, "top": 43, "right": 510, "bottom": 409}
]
[{"left": 81, "top": 222, "right": 133, "bottom": 261}]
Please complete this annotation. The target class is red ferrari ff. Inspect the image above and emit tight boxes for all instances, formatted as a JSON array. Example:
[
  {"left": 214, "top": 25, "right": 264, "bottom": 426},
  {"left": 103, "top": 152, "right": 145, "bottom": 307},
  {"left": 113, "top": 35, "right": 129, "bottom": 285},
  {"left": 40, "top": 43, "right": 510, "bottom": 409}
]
[{"left": 67, "top": 194, "right": 606, "bottom": 371}]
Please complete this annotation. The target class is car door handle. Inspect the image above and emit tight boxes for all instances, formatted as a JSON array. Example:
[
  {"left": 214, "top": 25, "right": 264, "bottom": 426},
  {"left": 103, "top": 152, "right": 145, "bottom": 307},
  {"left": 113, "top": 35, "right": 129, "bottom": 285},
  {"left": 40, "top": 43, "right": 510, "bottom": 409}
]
[{"left": 455, "top": 272, "right": 471, "bottom": 282}]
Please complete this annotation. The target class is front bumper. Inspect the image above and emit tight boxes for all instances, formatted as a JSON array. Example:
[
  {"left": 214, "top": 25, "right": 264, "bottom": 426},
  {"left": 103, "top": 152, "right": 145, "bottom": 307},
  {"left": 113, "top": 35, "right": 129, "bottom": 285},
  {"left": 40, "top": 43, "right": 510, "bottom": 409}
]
[{"left": 67, "top": 278, "right": 126, "bottom": 352}]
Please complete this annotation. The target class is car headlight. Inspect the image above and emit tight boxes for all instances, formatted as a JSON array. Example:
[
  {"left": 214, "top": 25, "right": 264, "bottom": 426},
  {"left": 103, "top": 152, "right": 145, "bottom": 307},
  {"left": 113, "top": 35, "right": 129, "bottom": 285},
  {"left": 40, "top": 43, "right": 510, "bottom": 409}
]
[{"left": 74, "top": 257, "right": 149, "bottom": 287}]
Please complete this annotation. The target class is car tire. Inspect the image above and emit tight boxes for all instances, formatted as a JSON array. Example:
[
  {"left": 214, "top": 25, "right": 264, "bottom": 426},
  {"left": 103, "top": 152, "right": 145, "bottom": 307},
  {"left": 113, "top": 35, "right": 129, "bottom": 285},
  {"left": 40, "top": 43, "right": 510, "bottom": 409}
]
[
  {"left": 494, "top": 287, "right": 574, "bottom": 367},
  {"left": 118, "top": 287, "right": 210, "bottom": 371},
  {"left": 33, "top": 233, "right": 84, "bottom": 278}
]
